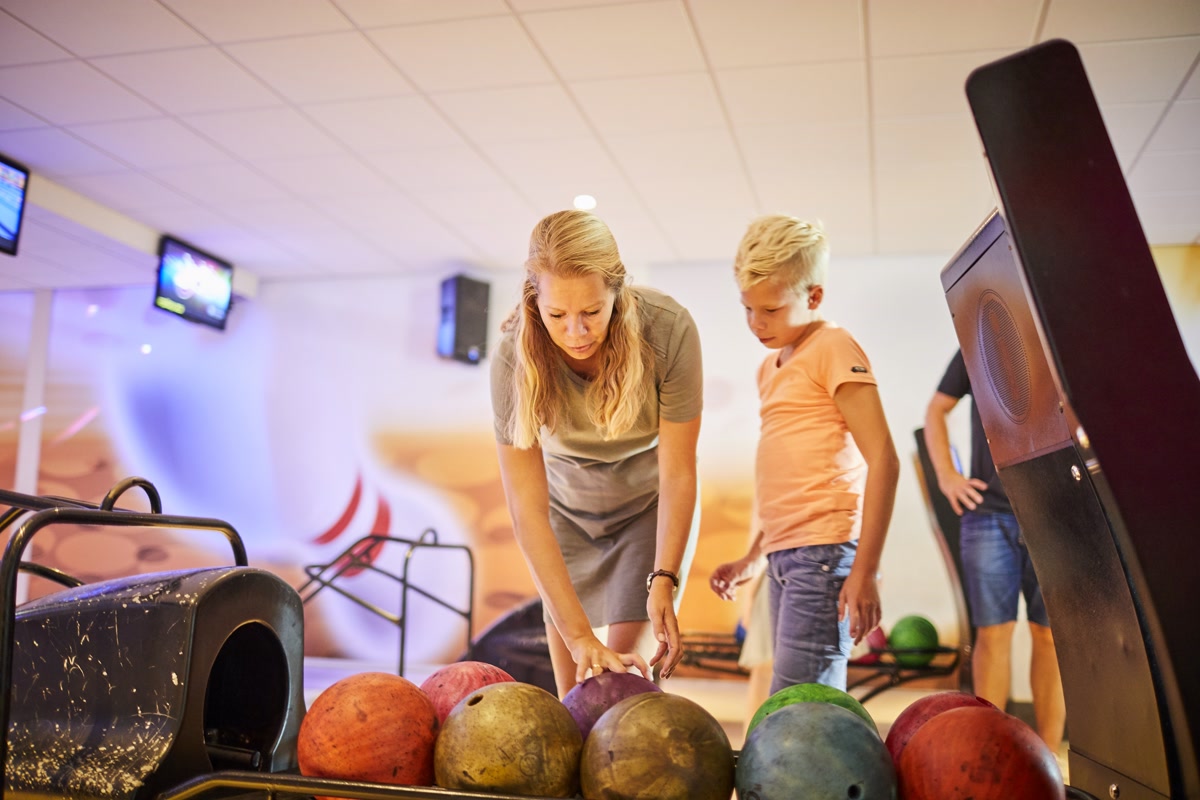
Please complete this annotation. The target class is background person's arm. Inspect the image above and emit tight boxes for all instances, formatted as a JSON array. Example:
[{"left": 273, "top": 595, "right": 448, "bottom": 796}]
[{"left": 923, "top": 391, "right": 987, "bottom": 515}]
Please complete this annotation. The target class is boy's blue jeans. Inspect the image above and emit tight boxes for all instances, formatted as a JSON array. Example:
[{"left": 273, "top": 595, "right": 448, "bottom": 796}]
[{"left": 765, "top": 540, "right": 857, "bottom": 695}]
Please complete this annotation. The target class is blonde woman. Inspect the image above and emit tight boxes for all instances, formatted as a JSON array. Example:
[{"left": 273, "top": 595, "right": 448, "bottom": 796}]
[{"left": 490, "top": 210, "right": 703, "bottom": 698}]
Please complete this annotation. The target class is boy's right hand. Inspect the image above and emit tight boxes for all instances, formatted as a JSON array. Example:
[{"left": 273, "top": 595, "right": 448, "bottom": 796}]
[{"left": 709, "top": 558, "right": 757, "bottom": 601}]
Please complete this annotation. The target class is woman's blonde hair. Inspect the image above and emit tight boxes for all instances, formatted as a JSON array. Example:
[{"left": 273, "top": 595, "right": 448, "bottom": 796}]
[
  {"left": 501, "top": 210, "right": 649, "bottom": 448},
  {"left": 734, "top": 215, "right": 829, "bottom": 293}
]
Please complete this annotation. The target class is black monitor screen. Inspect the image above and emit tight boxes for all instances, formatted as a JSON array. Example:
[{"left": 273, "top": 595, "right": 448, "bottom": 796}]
[
  {"left": 0, "top": 152, "right": 30, "bottom": 257},
  {"left": 154, "top": 236, "right": 234, "bottom": 330}
]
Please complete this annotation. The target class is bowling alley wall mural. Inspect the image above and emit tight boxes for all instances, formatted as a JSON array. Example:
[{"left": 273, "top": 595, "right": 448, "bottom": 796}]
[{"left": 2, "top": 244, "right": 1197, "bottom": 674}]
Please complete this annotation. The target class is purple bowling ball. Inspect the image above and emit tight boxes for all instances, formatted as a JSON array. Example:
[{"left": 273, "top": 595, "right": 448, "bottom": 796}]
[{"left": 562, "top": 671, "right": 662, "bottom": 740}]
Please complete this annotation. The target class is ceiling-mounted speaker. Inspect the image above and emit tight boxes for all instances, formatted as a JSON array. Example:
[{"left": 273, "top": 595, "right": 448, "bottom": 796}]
[{"left": 438, "top": 274, "right": 490, "bottom": 365}]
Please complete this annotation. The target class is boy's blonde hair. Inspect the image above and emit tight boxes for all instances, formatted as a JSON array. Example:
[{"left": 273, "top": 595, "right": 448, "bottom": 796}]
[
  {"left": 734, "top": 215, "right": 830, "bottom": 293},
  {"left": 501, "top": 210, "right": 649, "bottom": 449}
]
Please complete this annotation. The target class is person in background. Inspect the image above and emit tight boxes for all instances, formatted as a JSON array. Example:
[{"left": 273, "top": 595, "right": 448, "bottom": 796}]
[
  {"left": 924, "top": 349, "right": 1066, "bottom": 751},
  {"left": 711, "top": 214, "right": 899, "bottom": 694},
  {"left": 491, "top": 209, "right": 703, "bottom": 698}
]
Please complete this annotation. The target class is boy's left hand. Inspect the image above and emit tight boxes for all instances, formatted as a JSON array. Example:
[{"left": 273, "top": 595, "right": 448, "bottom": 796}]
[{"left": 838, "top": 568, "right": 881, "bottom": 645}]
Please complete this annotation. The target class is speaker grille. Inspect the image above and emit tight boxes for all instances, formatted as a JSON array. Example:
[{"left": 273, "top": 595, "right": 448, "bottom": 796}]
[{"left": 977, "top": 290, "right": 1032, "bottom": 423}]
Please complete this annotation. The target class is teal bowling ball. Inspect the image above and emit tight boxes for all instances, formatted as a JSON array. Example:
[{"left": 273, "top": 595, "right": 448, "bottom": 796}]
[{"left": 736, "top": 701, "right": 897, "bottom": 799}]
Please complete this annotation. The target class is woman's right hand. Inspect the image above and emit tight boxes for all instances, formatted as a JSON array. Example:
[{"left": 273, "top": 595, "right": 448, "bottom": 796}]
[
  {"left": 709, "top": 556, "right": 758, "bottom": 601},
  {"left": 566, "top": 633, "right": 650, "bottom": 685}
]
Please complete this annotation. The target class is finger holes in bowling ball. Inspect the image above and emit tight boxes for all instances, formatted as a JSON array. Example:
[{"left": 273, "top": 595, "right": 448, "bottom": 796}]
[
  {"left": 849, "top": 785, "right": 863, "bottom": 798},
  {"left": 468, "top": 695, "right": 483, "bottom": 706}
]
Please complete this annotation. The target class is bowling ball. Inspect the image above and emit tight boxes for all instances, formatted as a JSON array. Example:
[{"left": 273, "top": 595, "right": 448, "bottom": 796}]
[
  {"left": 849, "top": 626, "right": 889, "bottom": 665},
  {"left": 298, "top": 671, "right": 438, "bottom": 793},
  {"left": 736, "top": 701, "right": 896, "bottom": 799},
  {"left": 581, "top": 691, "right": 735, "bottom": 800},
  {"left": 562, "top": 670, "right": 662, "bottom": 740},
  {"left": 884, "top": 690, "right": 996, "bottom": 763},
  {"left": 434, "top": 681, "right": 582, "bottom": 798},
  {"left": 748, "top": 682, "right": 877, "bottom": 736},
  {"left": 898, "top": 705, "right": 1065, "bottom": 800},
  {"left": 419, "top": 660, "right": 515, "bottom": 724},
  {"left": 888, "top": 614, "right": 939, "bottom": 667}
]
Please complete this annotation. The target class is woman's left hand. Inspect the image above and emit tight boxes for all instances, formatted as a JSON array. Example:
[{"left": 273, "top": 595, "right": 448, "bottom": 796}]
[{"left": 646, "top": 582, "right": 682, "bottom": 679}]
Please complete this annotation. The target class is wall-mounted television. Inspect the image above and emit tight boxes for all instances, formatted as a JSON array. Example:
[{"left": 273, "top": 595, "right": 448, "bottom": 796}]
[
  {"left": 154, "top": 235, "right": 234, "bottom": 330},
  {"left": 0, "top": 152, "right": 30, "bottom": 257}
]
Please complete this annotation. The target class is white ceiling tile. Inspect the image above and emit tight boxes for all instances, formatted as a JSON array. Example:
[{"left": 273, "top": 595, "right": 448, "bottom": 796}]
[
  {"left": 654, "top": 204, "right": 758, "bottom": 262},
  {"left": 875, "top": 160, "right": 995, "bottom": 253},
  {"left": 53, "top": 170, "right": 192, "bottom": 212},
  {"left": 719, "top": 62, "right": 867, "bottom": 127},
  {"left": 91, "top": 48, "right": 283, "bottom": 114},
  {"left": 68, "top": 118, "right": 233, "bottom": 169},
  {"left": 1077, "top": 38, "right": 1200, "bottom": 105},
  {"left": 212, "top": 198, "right": 327, "bottom": 239},
  {"left": 1098, "top": 102, "right": 1169, "bottom": 172},
  {"left": 740, "top": 129, "right": 875, "bottom": 255},
  {"left": 181, "top": 107, "right": 346, "bottom": 160},
  {"left": 148, "top": 162, "right": 292, "bottom": 205},
  {"left": 689, "top": 0, "right": 863, "bottom": 68},
  {"left": 333, "top": 0, "right": 507, "bottom": 27},
  {"left": 479, "top": 136, "right": 626, "bottom": 192},
  {"left": 0, "top": 12, "right": 72, "bottom": 66},
  {"left": 872, "top": 51, "right": 1011, "bottom": 118},
  {"left": 418, "top": 187, "right": 540, "bottom": 266},
  {"left": 433, "top": 84, "right": 590, "bottom": 143},
  {"left": 0, "top": 61, "right": 160, "bottom": 125},
  {"left": 275, "top": 230, "right": 396, "bottom": 274},
  {"left": 605, "top": 128, "right": 755, "bottom": 207},
  {"left": 585, "top": 206, "right": 676, "bottom": 267},
  {"left": 0, "top": 127, "right": 126, "bottom": 175},
  {"left": 365, "top": 145, "right": 510, "bottom": 191},
  {"left": 510, "top": 0, "right": 636, "bottom": 9},
  {"left": 1182, "top": 64, "right": 1200, "bottom": 100},
  {"left": 253, "top": 155, "right": 398, "bottom": 196},
  {"left": 368, "top": 16, "right": 554, "bottom": 92},
  {"left": 869, "top": 0, "right": 1039, "bottom": 58},
  {"left": 303, "top": 96, "right": 465, "bottom": 152},
  {"left": 1128, "top": 151, "right": 1200, "bottom": 195},
  {"left": 523, "top": 1, "right": 704, "bottom": 80},
  {"left": 322, "top": 191, "right": 473, "bottom": 265},
  {"left": 161, "top": 0, "right": 353, "bottom": 43},
  {"left": 571, "top": 73, "right": 725, "bottom": 136},
  {"left": 738, "top": 121, "right": 869, "bottom": 163},
  {"left": 874, "top": 114, "right": 983, "bottom": 165},
  {"left": 1, "top": 0, "right": 205, "bottom": 57},
  {"left": 225, "top": 32, "right": 413, "bottom": 105},
  {"left": 1132, "top": 191, "right": 1200, "bottom": 245},
  {"left": 126, "top": 198, "right": 239, "bottom": 241},
  {"left": 1147, "top": 99, "right": 1200, "bottom": 153},
  {"left": 0, "top": 97, "right": 46, "bottom": 131},
  {"left": 1043, "top": 0, "right": 1200, "bottom": 42}
]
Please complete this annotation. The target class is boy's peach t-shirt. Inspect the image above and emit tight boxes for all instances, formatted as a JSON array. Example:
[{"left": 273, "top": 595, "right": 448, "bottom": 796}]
[{"left": 755, "top": 323, "right": 877, "bottom": 555}]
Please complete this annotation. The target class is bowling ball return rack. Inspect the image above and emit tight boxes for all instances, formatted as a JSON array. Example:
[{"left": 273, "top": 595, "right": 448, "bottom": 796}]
[
  {"left": 0, "top": 479, "right": 589, "bottom": 800},
  {"left": 295, "top": 529, "right": 477, "bottom": 682}
]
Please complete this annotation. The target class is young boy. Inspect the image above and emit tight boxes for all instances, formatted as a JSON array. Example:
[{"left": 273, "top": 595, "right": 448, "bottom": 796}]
[{"left": 710, "top": 214, "right": 900, "bottom": 694}]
